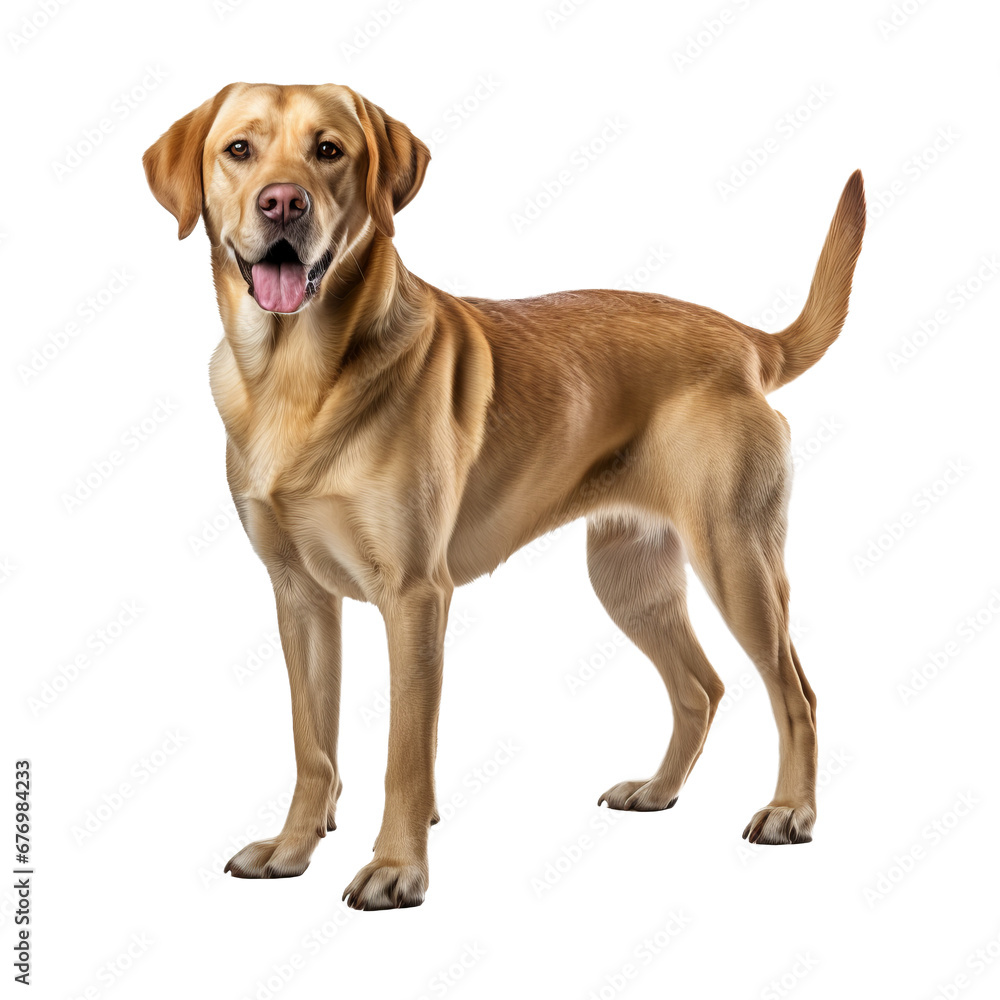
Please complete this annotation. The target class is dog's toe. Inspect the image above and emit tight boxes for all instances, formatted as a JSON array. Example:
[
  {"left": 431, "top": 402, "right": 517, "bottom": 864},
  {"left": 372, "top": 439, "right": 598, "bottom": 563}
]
[
  {"left": 742, "top": 804, "right": 815, "bottom": 844},
  {"left": 342, "top": 861, "right": 427, "bottom": 910},
  {"left": 225, "top": 836, "right": 315, "bottom": 878},
  {"left": 598, "top": 779, "right": 679, "bottom": 812}
]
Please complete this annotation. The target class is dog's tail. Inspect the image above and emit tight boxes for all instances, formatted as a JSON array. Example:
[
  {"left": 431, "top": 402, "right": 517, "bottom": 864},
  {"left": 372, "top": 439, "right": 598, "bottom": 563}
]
[{"left": 755, "top": 170, "right": 866, "bottom": 392}]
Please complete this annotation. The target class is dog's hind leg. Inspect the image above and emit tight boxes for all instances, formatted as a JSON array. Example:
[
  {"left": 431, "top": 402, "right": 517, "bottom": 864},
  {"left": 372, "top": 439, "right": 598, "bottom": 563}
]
[
  {"left": 676, "top": 401, "right": 819, "bottom": 844},
  {"left": 589, "top": 514, "right": 725, "bottom": 812}
]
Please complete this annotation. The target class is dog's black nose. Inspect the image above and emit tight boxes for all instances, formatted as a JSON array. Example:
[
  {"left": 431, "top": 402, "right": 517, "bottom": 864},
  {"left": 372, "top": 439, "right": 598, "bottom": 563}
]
[{"left": 258, "top": 184, "right": 309, "bottom": 224}]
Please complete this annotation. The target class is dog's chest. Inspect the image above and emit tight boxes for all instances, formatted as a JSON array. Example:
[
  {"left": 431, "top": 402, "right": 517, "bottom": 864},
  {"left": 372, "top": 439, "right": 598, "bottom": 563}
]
[
  {"left": 211, "top": 334, "right": 345, "bottom": 500},
  {"left": 210, "top": 340, "right": 400, "bottom": 597},
  {"left": 228, "top": 413, "right": 389, "bottom": 598},
  {"left": 231, "top": 405, "right": 321, "bottom": 500}
]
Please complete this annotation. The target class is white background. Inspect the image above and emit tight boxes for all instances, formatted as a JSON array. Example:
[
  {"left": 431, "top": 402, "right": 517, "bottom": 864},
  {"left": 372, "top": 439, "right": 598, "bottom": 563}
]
[{"left": 4, "top": 0, "right": 1000, "bottom": 996}]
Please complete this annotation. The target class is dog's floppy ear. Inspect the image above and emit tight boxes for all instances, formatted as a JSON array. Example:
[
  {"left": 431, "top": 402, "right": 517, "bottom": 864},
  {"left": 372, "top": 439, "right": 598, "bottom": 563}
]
[
  {"left": 143, "top": 85, "right": 234, "bottom": 240},
  {"left": 353, "top": 93, "right": 430, "bottom": 238}
]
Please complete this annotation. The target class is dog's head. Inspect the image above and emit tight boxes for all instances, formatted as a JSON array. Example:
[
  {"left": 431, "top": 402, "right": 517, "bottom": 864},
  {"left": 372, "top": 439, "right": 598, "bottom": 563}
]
[{"left": 143, "top": 83, "right": 430, "bottom": 314}]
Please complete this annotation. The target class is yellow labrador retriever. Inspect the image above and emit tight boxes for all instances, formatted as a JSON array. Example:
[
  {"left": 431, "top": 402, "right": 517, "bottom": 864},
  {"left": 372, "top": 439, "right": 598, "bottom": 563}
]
[{"left": 143, "top": 83, "right": 865, "bottom": 909}]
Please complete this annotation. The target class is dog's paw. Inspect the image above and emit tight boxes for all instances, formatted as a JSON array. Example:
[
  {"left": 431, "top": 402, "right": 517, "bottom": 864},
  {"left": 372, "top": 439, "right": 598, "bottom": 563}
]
[
  {"left": 224, "top": 836, "right": 316, "bottom": 879},
  {"left": 342, "top": 861, "right": 427, "bottom": 910},
  {"left": 742, "top": 804, "right": 815, "bottom": 844},
  {"left": 598, "top": 779, "right": 679, "bottom": 812}
]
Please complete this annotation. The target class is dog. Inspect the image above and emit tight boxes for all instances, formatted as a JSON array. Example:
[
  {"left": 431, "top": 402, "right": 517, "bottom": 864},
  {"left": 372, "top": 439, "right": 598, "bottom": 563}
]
[{"left": 143, "top": 83, "right": 865, "bottom": 909}]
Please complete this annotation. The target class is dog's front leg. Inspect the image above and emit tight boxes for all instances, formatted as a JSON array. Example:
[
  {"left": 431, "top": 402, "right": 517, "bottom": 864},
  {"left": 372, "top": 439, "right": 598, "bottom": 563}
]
[
  {"left": 225, "top": 567, "right": 341, "bottom": 879},
  {"left": 343, "top": 581, "right": 450, "bottom": 909}
]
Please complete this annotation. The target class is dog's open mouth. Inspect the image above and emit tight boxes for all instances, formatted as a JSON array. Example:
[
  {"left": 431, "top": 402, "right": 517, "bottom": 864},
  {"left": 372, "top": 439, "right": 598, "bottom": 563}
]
[{"left": 235, "top": 239, "right": 334, "bottom": 314}]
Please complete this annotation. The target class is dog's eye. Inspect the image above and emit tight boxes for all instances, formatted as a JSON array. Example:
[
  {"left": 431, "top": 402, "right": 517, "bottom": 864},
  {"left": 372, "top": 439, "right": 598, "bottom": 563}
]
[
  {"left": 227, "top": 140, "right": 250, "bottom": 159},
  {"left": 317, "top": 141, "right": 342, "bottom": 160}
]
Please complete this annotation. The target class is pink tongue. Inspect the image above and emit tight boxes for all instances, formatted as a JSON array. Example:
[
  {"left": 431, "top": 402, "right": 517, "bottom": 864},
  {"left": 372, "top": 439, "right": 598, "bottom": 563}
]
[{"left": 251, "top": 261, "right": 307, "bottom": 313}]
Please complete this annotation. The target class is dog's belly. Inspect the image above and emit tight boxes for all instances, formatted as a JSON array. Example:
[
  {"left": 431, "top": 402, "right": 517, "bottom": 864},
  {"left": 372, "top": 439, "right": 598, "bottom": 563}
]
[
  {"left": 446, "top": 511, "right": 558, "bottom": 585},
  {"left": 446, "top": 437, "right": 641, "bottom": 585}
]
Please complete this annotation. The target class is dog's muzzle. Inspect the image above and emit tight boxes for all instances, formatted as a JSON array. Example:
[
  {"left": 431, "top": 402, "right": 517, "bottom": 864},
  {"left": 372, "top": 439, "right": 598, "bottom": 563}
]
[{"left": 235, "top": 239, "right": 334, "bottom": 314}]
